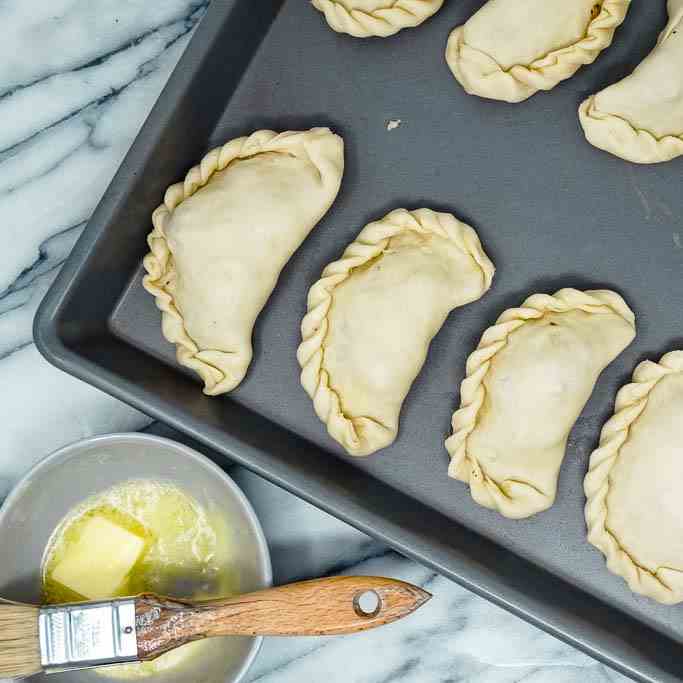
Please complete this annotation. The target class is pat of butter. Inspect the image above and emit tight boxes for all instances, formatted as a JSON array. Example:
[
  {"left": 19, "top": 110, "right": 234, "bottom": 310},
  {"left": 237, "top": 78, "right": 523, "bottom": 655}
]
[{"left": 50, "top": 515, "right": 148, "bottom": 599}]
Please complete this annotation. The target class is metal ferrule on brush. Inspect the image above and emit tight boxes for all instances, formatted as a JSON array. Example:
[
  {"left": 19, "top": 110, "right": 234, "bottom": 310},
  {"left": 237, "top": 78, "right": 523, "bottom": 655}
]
[{"left": 38, "top": 598, "right": 138, "bottom": 673}]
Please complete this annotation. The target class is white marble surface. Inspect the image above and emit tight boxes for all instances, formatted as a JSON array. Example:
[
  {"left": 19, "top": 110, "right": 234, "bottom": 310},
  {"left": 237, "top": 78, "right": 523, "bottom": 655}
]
[{"left": 0, "top": 2, "right": 629, "bottom": 681}]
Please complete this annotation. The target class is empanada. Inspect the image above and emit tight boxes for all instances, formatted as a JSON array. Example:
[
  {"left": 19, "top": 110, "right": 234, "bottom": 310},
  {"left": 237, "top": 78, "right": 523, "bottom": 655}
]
[
  {"left": 446, "top": 289, "right": 636, "bottom": 519},
  {"left": 143, "top": 128, "right": 344, "bottom": 396},
  {"left": 579, "top": 0, "right": 683, "bottom": 164},
  {"left": 446, "top": 0, "right": 631, "bottom": 103},
  {"left": 298, "top": 208, "right": 494, "bottom": 456},
  {"left": 312, "top": 0, "right": 444, "bottom": 38},
  {"left": 585, "top": 352, "right": 683, "bottom": 604}
]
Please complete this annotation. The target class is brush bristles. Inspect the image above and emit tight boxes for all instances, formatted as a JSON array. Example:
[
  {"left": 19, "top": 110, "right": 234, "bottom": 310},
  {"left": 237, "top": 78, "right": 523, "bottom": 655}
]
[{"left": 0, "top": 603, "right": 42, "bottom": 678}]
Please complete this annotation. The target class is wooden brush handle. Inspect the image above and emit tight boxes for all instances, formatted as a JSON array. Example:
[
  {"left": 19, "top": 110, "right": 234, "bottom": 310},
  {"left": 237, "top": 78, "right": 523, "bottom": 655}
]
[{"left": 134, "top": 576, "right": 431, "bottom": 660}]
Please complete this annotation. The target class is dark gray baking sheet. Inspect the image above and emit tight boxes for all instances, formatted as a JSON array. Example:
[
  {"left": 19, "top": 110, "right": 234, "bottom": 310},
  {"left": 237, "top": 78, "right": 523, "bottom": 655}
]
[{"left": 36, "top": 1, "right": 683, "bottom": 681}]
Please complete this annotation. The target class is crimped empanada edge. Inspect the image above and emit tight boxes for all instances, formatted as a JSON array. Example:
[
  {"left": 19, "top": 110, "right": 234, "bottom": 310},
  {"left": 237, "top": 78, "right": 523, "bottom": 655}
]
[
  {"left": 578, "top": 9, "right": 683, "bottom": 164},
  {"left": 311, "top": 0, "right": 444, "bottom": 38},
  {"left": 143, "top": 127, "right": 344, "bottom": 396},
  {"left": 578, "top": 97, "right": 683, "bottom": 164},
  {"left": 298, "top": 207, "right": 495, "bottom": 457},
  {"left": 445, "top": 288, "right": 636, "bottom": 519},
  {"left": 584, "top": 351, "right": 683, "bottom": 604},
  {"left": 446, "top": 0, "right": 632, "bottom": 103}
]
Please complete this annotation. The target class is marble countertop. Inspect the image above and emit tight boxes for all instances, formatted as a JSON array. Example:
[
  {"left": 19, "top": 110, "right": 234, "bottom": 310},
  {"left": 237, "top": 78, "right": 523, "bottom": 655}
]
[{"left": 0, "top": 2, "right": 629, "bottom": 681}]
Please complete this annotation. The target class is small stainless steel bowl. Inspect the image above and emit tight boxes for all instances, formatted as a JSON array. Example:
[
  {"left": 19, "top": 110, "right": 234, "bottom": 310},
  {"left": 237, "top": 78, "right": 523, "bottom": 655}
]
[{"left": 0, "top": 432, "right": 272, "bottom": 683}]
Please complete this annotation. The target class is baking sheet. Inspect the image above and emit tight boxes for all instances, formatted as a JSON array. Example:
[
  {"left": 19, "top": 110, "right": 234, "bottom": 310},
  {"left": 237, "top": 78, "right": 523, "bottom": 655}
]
[{"left": 37, "top": 1, "right": 683, "bottom": 680}]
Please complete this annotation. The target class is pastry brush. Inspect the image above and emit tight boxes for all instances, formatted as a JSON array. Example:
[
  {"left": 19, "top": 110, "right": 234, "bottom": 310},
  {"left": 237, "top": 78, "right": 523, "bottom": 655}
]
[{"left": 0, "top": 575, "right": 430, "bottom": 678}]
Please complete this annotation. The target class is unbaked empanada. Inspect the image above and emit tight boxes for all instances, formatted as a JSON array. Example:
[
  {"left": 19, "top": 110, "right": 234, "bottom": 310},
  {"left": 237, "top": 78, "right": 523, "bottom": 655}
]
[
  {"left": 579, "top": 0, "right": 683, "bottom": 164},
  {"left": 446, "top": 289, "right": 636, "bottom": 519},
  {"left": 585, "top": 352, "right": 683, "bottom": 604},
  {"left": 298, "top": 208, "right": 495, "bottom": 456},
  {"left": 143, "top": 128, "right": 344, "bottom": 396},
  {"left": 446, "top": 0, "right": 631, "bottom": 103},
  {"left": 312, "top": 0, "right": 444, "bottom": 38}
]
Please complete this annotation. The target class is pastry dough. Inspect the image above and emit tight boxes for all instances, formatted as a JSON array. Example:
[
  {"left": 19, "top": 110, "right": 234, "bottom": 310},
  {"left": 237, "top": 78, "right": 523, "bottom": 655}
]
[
  {"left": 312, "top": 0, "right": 444, "bottom": 38},
  {"left": 143, "top": 128, "right": 344, "bottom": 396},
  {"left": 446, "top": 289, "right": 636, "bottom": 519},
  {"left": 579, "top": 0, "right": 683, "bottom": 164},
  {"left": 446, "top": 0, "right": 631, "bottom": 103},
  {"left": 298, "top": 208, "right": 494, "bottom": 456},
  {"left": 585, "top": 352, "right": 683, "bottom": 604}
]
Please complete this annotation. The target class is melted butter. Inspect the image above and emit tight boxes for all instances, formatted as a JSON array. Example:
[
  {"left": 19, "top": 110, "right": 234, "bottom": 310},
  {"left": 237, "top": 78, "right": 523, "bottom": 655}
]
[{"left": 42, "top": 480, "right": 238, "bottom": 678}]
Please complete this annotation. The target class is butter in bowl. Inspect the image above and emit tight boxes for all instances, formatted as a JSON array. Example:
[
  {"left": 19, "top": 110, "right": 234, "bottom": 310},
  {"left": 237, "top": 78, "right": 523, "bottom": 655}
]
[
  {"left": 0, "top": 433, "right": 272, "bottom": 683},
  {"left": 0, "top": 433, "right": 430, "bottom": 683}
]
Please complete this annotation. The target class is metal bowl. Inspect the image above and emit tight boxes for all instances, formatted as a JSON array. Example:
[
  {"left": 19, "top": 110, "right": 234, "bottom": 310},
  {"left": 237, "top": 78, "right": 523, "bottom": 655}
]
[{"left": 0, "top": 432, "right": 272, "bottom": 683}]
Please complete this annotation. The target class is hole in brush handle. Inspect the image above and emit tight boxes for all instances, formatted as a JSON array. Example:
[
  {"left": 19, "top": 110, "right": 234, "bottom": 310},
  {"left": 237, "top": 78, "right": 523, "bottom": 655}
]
[{"left": 353, "top": 590, "right": 382, "bottom": 618}]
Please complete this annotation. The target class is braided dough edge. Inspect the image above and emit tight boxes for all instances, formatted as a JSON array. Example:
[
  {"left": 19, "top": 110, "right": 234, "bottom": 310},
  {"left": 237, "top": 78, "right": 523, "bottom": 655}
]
[
  {"left": 584, "top": 351, "right": 683, "bottom": 604},
  {"left": 298, "top": 207, "right": 495, "bottom": 456},
  {"left": 312, "top": 0, "right": 444, "bottom": 38},
  {"left": 446, "top": 0, "right": 632, "bottom": 103},
  {"left": 445, "top": 288, "right": 635, "bottom": 519},
  {"left": 578, "top": 9, "right": 683, "bottom": 163},
  {"left": 143, "top": 127, "right": 342, "bottom": 396}
]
